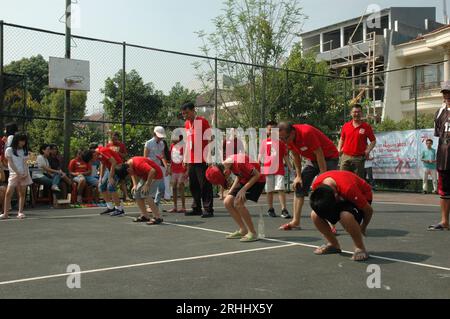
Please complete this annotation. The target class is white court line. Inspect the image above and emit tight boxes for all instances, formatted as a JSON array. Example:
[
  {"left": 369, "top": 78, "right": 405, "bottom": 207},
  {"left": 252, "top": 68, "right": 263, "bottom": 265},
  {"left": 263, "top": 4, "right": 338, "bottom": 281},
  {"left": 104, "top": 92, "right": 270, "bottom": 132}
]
[
  {"left": 0, "top": 244, "right": 296, "bottom": 286},
  {"left": 163, "top": 222, "right": 450, "bottom": 272}
]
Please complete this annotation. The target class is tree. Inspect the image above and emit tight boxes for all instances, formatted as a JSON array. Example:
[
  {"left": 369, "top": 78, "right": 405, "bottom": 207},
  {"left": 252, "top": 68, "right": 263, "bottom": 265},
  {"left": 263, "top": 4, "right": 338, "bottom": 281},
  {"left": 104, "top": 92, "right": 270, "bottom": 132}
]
[
  {"left": 374, "top": 114, "right": 435, "bottom": 132},
  {"left": 158, "top": 82, "right": 198, "bottom": 126},
  {"left": 101, "top": 69, "right": 163, "bottom": 124},
  {"left": 195, "top": 0, "right": 307, "bottom": 128},
  {"left": 4, "top": 55, "right": 49, "bottom": 103},
  {"left": 27, "top": 90, "right": 87, "bottom": 151}
]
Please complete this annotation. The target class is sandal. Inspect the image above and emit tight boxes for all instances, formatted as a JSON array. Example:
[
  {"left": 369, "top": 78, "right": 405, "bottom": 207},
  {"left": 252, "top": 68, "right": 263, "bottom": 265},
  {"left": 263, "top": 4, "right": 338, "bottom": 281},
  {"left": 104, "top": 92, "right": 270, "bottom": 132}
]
[
  {"left": 133, "top": 215, "right": 151, "bottom": 223},
  {"left": 240, "top": 233, "right": 259, "bottom": 243},
  {"left": 0, "top": 214, "right": 10, "bottom": 220},
  {"left": 352, "top": 250, "right": 370, "bottom": 262},
  {"left": 168, "top": 208, "right": 178, "bottom": 214},
  {"left": 147, "top": 218, "right": 163, "bottom": 225},
  {"left": 279, "top": 223, "right": 302, "bottom": 231},
  {"left": 428, "top": 224, "right": 449, "bottom": 231},
  {"left": 17, "top": 213, "right": 26, "bottom": 220},
  {"left": 314, "top": 244, "right": 342, "bottom": 255},
  {"left": 178, "top": 209, "right": 187, "bottom": 214},
  {"left": 226, "top": 231, "right": 246, "bottom": 240}
]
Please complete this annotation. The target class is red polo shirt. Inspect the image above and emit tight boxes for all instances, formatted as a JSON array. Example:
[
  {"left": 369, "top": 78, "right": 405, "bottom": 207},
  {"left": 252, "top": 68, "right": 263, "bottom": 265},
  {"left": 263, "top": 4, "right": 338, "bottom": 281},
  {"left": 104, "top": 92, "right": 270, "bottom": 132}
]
[
  {"left": 312, "top": 171, "right": 373, "bottom": 210},
  {"left": 228, "top": 154, "right": 266, "bottom": 184},
  {"left": 68, "top": 158, "right": 92, "bottom": 175},
  {"left": 97, "top": 146, "right": 123, "bottom": 170},
  {"left": 341, "top": 121, "right": 376, "bottom": 157},
  {"left": 287, "top": 125, "right": 339, "bottom": 161},
  {"left": 130, "top": 157, "right": 163, "bottom": 180},
  {"left": 185, "top": 116, "right": 211, "bottom": 164},
  {"left": 106, "top": 141, "right": 128, "bottom": 157},
  {"left": 259, "top": 138, "right": 287, "bottom": 176}
]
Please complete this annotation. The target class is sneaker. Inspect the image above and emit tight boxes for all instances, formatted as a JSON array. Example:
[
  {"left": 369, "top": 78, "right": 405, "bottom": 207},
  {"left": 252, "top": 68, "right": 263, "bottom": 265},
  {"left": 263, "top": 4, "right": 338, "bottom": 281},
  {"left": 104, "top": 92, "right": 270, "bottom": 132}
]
[
  {"left": 110, "top": 209, "right": 125, "bottom": 217},
  {"left": 100, "top": 207, "right": 116, "bottom": 215},
  {"left": 267, "top": 208, "right": 277, "bottom": 218},
  {"left": 280, "top": 209, "right": 291, "bottom": 219},
  {"left": 52, "top": 186, "right": 62, "bottom": 193},
  {"left": 185, "top": 210, "right": 203, "bottom": 216},
  {"left": 201, "top": 211, "right": 214, "bottom": 219}
]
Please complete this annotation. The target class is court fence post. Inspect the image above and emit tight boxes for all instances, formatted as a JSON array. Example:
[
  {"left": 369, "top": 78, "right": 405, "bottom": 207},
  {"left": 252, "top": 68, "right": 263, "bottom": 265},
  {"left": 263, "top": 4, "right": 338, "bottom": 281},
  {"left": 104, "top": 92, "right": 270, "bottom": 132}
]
[
  {"left": 122, "top": 42, "right": 126, "bottom": 143},
  {"left": 0, "top": 20, "right": 4, "bottom": 134}
]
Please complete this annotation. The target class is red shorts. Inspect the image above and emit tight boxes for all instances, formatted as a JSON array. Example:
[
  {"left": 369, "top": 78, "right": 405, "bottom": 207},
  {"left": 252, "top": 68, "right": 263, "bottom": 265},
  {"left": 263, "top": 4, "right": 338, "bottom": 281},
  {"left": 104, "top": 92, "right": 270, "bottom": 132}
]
[{"left": 438, "top": 170, "right": 450, "bottom": 199}]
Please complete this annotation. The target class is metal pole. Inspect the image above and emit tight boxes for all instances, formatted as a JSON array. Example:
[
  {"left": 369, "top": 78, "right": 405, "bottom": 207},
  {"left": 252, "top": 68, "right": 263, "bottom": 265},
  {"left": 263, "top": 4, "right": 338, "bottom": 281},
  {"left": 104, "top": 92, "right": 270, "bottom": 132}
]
[
  {"left": 214, "top": 58, "right": 218, "bottom": 129},
  {"left": 63, "top": 0, "right": 72, "bottom": 170},
  {"left": 344, "top": 78, "right": 348, "bottom": 125},
  {"left": 413, "top": 66, "right": 418, "bottom": 130},
  {"left": 261, "top": 67, "right": 267, "bottom": 127},
  {"left": 0, "top": 20, "right": 4, "bottom": 134},
  {"left": 122, "top": 42, "right": 126, "bottom": 142}
]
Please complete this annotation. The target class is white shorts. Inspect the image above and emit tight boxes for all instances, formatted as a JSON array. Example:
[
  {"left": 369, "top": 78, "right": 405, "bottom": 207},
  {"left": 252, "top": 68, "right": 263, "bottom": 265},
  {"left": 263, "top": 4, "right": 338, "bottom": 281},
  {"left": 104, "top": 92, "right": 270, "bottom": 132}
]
[{"left": 265, "top": 175, "right": 285, "bottom": 193}]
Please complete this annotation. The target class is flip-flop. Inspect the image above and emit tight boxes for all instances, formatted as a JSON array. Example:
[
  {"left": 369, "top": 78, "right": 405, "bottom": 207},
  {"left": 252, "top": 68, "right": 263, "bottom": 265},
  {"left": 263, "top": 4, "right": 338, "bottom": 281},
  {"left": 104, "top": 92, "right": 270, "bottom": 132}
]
[
  {"left": 351, "top": 250, "right": 370, "bottom": 262},
  {"left": 0, "top": 214, "right": 10, "bottom": 220},
  {"left": 226, "top": 231, "right": 246, "bottom": 239},
  {"left": 168, "top": 208, "right": 178, "bottom": 214},
  {"left": 147, "top": 218, "right": 163, "bottom": 225},
  {"left": 240, "top": 233, "right": 259, "bottom": 243},
  {"left": 314, "top": 244, "right": 342, "bottom": 255},
  {"left": 279, "top": 223, "right": 302, "bottom": 231},
  {"left": 17, "top": 214, "right": 26, "bottom": 220},
  {"left": 428, "top": 224, "right": 449, "bottom": 231},
  {"left": 133, "top": 215, "right": 151, "bottom": 223}
]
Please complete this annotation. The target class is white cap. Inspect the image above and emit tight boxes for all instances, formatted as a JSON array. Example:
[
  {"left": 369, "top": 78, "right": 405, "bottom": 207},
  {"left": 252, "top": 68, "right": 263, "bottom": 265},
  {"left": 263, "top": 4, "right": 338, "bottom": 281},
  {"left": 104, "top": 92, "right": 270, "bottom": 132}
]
[{"left": 154, "top": 126, "right": 166, "bottom": 138}]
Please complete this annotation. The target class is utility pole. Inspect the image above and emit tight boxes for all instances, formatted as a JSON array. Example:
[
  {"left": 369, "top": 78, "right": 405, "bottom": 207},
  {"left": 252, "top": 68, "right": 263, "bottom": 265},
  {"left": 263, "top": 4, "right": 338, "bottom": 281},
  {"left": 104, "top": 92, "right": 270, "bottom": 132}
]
[
  {"left": 63, "top": 0, "right": 72, "bottom": 170},
  {"left": 444, "top": 0, "right": 449, "bottom": 24}
]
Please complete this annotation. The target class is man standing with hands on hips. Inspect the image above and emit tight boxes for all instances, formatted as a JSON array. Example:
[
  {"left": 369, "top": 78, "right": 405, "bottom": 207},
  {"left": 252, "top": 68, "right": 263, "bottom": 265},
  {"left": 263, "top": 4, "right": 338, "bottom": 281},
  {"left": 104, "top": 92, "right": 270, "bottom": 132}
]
[{"left": 429, "top": 81, "right": 450, "bottom": 231}]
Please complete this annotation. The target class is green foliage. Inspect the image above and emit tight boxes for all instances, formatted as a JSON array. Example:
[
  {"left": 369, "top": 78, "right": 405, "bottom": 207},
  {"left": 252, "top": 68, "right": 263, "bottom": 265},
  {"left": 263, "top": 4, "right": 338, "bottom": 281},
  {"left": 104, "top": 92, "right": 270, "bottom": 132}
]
[
  {"left": 4, "top": 54, "right": 49, "bottom": 102},
  {"left": 195, "top": 0, "right": 307, "bottom": 128},
  {"left": 101, "top": 69, "right": 163, "bottom": 124},
  {"left": 374, "top": 114, "right": 435, "bottom": 132},
  {"left": 159, "top": 82, "right": 198, "bottom": 126}
]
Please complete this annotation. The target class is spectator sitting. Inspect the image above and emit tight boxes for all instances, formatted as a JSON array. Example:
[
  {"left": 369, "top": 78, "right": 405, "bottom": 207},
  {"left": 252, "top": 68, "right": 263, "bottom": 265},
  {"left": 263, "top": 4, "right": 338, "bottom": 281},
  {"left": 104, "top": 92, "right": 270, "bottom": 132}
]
[
  {"left": 69, "top": 149, "right": 99, "bottom": 203},
  {"left": 48, "top": 144, "right": 72, "bottom": 194},
  {"left": 89, "top": 143, "right": 101, "bottom": 178},
  {"left": 32, "top": 144, "right": 63, "bottom": 195}
]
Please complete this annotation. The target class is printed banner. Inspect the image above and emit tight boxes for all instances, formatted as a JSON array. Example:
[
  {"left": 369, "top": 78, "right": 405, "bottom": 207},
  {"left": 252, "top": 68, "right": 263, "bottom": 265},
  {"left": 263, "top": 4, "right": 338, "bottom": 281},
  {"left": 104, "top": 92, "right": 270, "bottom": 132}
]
[{"left": 372, "top": 129, "right": 438, "bottom": 180}]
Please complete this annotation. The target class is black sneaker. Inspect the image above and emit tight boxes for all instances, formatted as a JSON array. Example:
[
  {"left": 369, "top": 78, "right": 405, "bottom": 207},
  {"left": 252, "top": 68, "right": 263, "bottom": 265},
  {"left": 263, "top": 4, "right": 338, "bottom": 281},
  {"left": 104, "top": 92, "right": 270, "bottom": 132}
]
[
  {"left": 185, "top": 210, "right": 203, "bottom": 216},
  {"left": 100, "top": 207, "right": 116, "bottom": 215},
  {"left": 110, "top": 209, "right": 125, "bottom": 217},
  {"left": 281, "top": 209, "right": 291, "bottom": 219},
  {"left": 201, "top": 212, "right": 214, "bottom": 218},
  {"left": 267, "top": 208, "right": 277, "bottom": 218}
]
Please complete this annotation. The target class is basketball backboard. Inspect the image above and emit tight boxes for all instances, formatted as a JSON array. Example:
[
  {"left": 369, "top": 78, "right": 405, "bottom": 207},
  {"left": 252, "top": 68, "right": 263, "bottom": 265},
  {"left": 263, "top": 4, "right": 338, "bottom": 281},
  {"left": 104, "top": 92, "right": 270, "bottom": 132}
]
[{"left": 49, "top": 57, "right": 90, "bottom": 91}]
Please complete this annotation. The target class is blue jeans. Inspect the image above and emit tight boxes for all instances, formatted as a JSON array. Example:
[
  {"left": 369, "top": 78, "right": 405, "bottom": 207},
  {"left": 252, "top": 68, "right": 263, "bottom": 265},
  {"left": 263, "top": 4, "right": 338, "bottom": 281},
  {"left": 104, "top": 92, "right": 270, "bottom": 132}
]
[
  {"left": 154, "top": 179, "right": 165, "bottom": 206},
  {"left": 34, "top": 174, "right": 61, "bottom": 188},
  {"left": 99, "top": 169, "right": 119, "bottom": 193}
]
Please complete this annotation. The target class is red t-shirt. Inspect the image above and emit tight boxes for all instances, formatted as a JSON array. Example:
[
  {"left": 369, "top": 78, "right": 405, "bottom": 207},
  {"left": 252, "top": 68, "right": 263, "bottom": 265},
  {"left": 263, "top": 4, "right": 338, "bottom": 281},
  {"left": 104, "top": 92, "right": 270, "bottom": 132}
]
[
  {"left": 131, "top": 157, "right": 163, "bottom": 180},
  {"left": 228, "top": 154, "right": 266, "bottom": 185},
  {"left": 97, "top": 146, "right": 123, "bottom": 170},
  {"left": 259, "top": 138, "right": 287, "bottom": 176},
  {"left": 287, "top": 125, "right": 339, "bottom": 161},
  {"left": 68, "top": 158, "right": 92, "bottom": 175},
  {"left": 106, "top": 141, "right": 128, "bottom": 157},
  {"left": 312, "top": 171, "right": 373, "bottom": 210},
  {"left": 341, "top": 121, "right": 376, "bottom": 157},
  {"left": 185, "top": 116, "right": 211, "bottom": 164},
  {"left": 170, "top": 143, "right": 186, "bottom": 174}
]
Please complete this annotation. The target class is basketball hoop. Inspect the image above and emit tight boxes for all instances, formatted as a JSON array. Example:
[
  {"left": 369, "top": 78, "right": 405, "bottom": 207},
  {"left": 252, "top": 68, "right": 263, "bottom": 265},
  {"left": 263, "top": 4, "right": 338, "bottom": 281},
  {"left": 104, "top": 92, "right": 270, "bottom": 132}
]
[{"left": 64, "top": 75, "right": 85, "bottom": 87}]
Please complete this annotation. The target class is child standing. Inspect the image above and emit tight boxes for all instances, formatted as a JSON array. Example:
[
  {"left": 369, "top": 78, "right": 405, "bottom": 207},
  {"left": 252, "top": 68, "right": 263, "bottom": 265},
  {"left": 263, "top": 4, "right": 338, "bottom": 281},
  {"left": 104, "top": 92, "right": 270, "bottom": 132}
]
[
  {"left": 1, "top": 133, "right": 33, "bottom": 220},
  {"left": 169, "top": 135, "right": 187, "bottom": 214}
]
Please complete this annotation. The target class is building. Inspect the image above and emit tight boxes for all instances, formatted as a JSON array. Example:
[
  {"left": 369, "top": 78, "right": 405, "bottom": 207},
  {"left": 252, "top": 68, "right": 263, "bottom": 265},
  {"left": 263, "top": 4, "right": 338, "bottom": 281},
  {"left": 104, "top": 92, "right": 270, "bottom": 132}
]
[
  {"left": 386, "top": 24, "right": 450, "bottom": 120},
  {"left": 300, "top": 7, "right": 444, "bottom": 121}
]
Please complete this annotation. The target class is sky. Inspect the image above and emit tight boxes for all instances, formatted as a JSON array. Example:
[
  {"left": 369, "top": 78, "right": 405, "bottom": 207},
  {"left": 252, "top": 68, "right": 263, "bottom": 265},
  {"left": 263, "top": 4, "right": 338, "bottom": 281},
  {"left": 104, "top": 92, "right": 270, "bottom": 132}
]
[{"left": 0, "top": 0, "right": 446, "bottom": 114}]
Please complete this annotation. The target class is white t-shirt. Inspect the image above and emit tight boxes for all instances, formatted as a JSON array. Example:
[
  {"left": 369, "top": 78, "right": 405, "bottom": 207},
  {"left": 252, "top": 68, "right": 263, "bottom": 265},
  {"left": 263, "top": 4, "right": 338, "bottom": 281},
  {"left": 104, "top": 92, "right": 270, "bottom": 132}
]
[
  {"left": 5, "top": 147, "right": 28, "bottom": 176},
  {"left": 33, "top": 155, "right": 50, "bottom": 179}
]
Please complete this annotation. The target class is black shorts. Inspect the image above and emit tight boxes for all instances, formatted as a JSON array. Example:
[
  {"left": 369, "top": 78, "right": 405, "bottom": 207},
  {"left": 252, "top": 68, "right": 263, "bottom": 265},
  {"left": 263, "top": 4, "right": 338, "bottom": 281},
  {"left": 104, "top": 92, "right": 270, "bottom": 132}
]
[
  {"left": 228, "top": 182, "right": 266, "bottom": 203},
  {"left": 438, "top": 170, "right": 450, "bottom": 199},
  {"left": 317, "top": 201, "right": 371, "bottom": 225},
  {"left": 295, "top": 158, "right": 339, "bottom": 198}
]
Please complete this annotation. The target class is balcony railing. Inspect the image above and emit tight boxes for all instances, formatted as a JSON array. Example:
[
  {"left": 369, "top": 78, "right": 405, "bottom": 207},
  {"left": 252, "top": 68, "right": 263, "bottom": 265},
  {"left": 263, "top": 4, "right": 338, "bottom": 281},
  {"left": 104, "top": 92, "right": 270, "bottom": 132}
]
[{"left": 401, "top": 81, "right": 442, "bottom": 100}]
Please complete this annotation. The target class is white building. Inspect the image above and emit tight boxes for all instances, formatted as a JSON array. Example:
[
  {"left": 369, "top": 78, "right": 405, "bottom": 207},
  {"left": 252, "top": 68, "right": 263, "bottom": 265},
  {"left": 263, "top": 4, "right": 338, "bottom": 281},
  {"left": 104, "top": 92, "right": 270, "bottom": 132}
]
[{"left": 385, "top": 25, "right": 450, "bottom": 120}]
